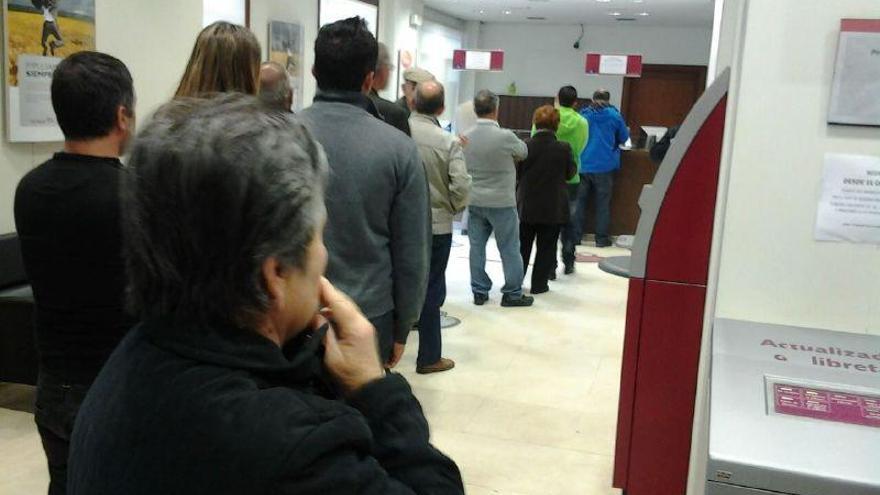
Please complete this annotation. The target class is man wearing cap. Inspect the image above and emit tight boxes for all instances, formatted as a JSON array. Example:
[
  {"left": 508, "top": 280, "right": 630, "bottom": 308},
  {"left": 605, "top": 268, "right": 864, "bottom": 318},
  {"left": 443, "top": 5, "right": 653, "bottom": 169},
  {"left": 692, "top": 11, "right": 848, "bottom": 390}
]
[
  {"left": 370, "top": 43, "right": 411, "bottom": 136},
  {"left": 397, "top": 67, "right": 434, "bottom": 113}
]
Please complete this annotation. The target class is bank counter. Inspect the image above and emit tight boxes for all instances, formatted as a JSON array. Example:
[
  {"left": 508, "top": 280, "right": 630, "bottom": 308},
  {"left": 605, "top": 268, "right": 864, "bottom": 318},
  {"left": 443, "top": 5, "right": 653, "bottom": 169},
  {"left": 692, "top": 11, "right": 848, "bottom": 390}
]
[
  {"left": 709, "top": 319, "right": 880, "bottom": 495},
  {"left": 582, "top": 149, "right": 658, "bottom": 236}
]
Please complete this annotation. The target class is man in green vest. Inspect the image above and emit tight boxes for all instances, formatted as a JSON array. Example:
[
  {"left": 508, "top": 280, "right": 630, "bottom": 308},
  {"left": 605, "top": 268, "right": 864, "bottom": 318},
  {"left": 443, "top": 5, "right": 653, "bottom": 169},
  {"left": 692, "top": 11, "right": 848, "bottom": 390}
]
[{"left": 533, "top": 85, "right": 588, "bottom": 276}]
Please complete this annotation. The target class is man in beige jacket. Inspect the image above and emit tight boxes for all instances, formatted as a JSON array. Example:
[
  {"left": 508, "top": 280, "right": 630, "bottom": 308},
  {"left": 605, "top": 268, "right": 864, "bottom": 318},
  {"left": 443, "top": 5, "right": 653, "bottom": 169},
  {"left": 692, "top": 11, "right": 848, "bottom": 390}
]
[{"left": 409, "top": 81, "right": 471, "bottom": 374}]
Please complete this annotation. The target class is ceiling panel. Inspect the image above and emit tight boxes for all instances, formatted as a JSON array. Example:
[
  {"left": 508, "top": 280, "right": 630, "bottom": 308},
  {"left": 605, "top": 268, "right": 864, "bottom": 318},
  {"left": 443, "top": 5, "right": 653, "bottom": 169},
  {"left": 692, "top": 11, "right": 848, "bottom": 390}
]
[{"left": 423, "top": 0, "right": 714, "bottom": 27}]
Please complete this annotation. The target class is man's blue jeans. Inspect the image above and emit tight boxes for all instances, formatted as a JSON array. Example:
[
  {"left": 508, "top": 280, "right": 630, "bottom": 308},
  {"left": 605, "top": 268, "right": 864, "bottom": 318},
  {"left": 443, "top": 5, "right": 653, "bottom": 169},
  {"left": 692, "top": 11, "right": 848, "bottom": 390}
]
[
  {"left": 560, "top": 183, "right": 580, "bottom": 268},
  {"left": 467, "top": 206, "right": 524, "bottom": 298},
  {"left": 417, "top": 234, "right": 452, "bottom": 367},
  {"left": 574, "top": 171, "right": 615, "bottom": 246}
]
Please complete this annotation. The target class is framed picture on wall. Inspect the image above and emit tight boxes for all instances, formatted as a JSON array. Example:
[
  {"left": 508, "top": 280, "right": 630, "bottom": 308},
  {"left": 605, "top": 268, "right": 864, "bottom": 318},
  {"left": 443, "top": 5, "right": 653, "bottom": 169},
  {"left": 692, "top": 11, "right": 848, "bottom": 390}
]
[
  {"left": 3, "top": 0, "right": 96, "bottom": 142},
  {"left": 827, "top": 19, "right": 880, "bottom": 127},
  {"left": 396, "top": 49, "right": 416, "bottom": 101},
  {"left": 318, "top": 0, "right": 378, "bottom": 37},
  {"left": 268, "top": 20, "right": 304, "bottom": 112}
]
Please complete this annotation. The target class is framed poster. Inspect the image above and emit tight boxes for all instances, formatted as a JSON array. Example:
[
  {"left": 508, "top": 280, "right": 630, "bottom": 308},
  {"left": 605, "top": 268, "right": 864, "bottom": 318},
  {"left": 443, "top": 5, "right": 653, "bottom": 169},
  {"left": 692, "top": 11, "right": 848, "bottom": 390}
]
[
  {"left": 268, "top": 21, "right": 304, "bottom": 112},
  {"left": 319, "top": 0, "right": 378, "bottom": 37},
  {"left": 828, "top": 19, "right": 880, "bottom": 127},
  {"left": 4, "top": 0, "right": 96, "bottom": 142}
]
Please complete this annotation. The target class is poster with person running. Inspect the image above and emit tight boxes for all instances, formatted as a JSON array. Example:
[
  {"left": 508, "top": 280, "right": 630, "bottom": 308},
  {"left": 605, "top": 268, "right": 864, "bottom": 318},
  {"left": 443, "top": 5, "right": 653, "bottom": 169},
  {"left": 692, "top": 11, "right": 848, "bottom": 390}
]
[{"left": 4, "top": 0, "right": 95, "bottom": 142}]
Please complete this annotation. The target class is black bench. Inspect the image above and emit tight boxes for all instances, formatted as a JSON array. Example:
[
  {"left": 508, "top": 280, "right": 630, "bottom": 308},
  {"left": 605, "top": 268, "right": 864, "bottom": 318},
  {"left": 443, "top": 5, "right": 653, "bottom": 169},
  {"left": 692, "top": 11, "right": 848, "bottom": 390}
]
[{"left": 0, "top": 233, "right": 38, "bottom": 385}]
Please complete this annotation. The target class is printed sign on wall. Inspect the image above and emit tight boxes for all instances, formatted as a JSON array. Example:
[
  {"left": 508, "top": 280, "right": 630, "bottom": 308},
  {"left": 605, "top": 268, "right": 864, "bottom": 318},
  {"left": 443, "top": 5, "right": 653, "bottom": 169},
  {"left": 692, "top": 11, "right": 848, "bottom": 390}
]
[
  {"left": 4, "top": 0, "right": 96, "bottom": 142},
  {"left": 452, "top": 49, "right": 504, "bottom": 72},
  {"left": 585, "top": 53, "right": 643, "bottom": 77},
  {"left": 814, "top": 153, "right": 880, "bottom": 245},
  {"left": 828, "top": 19, "right": 880, "bottom": 127}
]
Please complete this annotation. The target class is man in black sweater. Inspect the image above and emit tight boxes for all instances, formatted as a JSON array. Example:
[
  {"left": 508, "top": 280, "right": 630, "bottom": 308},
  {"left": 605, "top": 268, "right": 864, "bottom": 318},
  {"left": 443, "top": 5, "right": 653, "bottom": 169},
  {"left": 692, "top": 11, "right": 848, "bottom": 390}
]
[{"left": 14, "top": 51, "right": 136, "bottom": 495}]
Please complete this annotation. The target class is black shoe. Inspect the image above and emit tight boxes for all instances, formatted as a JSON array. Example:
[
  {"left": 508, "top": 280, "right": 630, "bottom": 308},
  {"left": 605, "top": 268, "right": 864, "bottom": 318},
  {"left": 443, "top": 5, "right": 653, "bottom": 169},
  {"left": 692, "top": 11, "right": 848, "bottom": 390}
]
[
  {"left": 596, "top": 239, "right": 612, "bottom": 248},
  {"left": 548, "top": 271, "right": 557, "bottom": 281},
  {"left": 501, "top": 294, "right": 534, "bottom": 307},
  {"left": 473, "top": 293, "right": 488, "bottom": 306},
  {"left": 564, "top": 264, "right": 575, "bottom": 275},
  {"left": 531, "top": 286, "right": 549, "bottom": 295}
]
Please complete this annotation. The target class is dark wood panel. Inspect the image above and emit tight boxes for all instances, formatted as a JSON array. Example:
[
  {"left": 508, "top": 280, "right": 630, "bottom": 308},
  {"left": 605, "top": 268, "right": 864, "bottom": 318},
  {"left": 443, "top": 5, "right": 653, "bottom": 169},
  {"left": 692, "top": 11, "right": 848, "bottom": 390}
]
[
  {"left": 498, "top": 95, "right": 591, "bottom": 134},
  {"left": 622, "top": 64, "right": 706, "bottom": 147},
  {"left": 581, "top": 150, "right": 659, "bottom": 236}
]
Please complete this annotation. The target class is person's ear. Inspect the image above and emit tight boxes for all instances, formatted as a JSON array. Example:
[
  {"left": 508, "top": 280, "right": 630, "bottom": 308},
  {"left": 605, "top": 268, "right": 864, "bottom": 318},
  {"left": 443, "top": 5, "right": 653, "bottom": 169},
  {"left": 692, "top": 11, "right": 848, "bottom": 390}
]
[
  {"left": 116, "top": 105, "right": 132, "bottom": 134},
  {"left": 362, "top": 71, "right": 375, "bottom": 94},
  {"left": 261, "top": 256, "right": 288, "bottom": 309}
]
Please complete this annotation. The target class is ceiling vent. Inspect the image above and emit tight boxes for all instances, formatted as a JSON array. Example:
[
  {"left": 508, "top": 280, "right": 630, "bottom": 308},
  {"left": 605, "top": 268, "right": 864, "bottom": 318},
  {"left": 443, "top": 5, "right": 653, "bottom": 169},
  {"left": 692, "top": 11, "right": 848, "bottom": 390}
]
[
  {"left": 616, "top": 17, "right": 637, "bottom": 21},
  {"left": 527, "top": 16, "right": 547, "bottom": 20}
]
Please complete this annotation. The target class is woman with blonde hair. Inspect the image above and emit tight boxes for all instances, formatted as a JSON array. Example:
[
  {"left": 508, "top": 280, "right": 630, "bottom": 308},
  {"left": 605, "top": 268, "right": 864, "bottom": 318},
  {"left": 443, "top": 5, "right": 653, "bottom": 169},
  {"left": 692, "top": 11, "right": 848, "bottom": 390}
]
[
  {"left": 517, "top": 105, "right": 577, "bottom": 294},
  {"left": 175, "top": 21, "right": 262, "bottom": 98}
]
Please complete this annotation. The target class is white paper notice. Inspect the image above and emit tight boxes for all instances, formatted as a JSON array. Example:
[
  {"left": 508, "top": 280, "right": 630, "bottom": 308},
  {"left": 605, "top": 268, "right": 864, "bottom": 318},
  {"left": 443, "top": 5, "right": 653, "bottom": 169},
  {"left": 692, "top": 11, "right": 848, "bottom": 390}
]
[
  {"left": 18, "top": 55, "right": 61, "bottom": 128},
  {"left": 465, "top": 50, "right": 492, "bottom": 71},
  {"left": 599, "top": 55, "right": 628, "bottom": 75},
  {"left": 814, "top": 153, "right": 880, "bottom": 244}
]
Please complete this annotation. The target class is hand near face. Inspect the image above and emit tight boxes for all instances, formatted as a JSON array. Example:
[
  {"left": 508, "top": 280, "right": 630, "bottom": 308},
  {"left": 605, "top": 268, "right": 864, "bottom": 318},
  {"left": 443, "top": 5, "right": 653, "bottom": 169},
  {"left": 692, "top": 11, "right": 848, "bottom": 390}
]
[{"left": 319, "top": 278, "right": 385, "bottom": 394}]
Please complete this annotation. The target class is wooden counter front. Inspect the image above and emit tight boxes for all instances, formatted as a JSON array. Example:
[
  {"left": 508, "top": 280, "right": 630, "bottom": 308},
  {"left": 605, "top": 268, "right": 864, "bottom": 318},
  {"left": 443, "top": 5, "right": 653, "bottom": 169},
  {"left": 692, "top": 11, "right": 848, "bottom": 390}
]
[{"left": 581, "top": 150, "right": 659, "bottom": 236}]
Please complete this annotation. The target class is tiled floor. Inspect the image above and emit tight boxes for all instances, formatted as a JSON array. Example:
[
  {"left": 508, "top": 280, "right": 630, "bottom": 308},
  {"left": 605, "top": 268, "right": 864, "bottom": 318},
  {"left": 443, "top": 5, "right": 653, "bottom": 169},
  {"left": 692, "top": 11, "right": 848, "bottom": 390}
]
[{"left": 0, "top": 234, "right": 629, "bottom": 495}]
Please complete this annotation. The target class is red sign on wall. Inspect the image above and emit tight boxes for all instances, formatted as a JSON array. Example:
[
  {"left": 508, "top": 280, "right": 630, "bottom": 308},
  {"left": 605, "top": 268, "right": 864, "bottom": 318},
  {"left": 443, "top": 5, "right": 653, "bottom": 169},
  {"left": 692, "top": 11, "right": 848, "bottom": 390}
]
[
  {"left": 585, "top": 53, "right": 643, "bottom": 77},
  {"left": 452, "top": 50, "right": 504, "bottom": 71}
]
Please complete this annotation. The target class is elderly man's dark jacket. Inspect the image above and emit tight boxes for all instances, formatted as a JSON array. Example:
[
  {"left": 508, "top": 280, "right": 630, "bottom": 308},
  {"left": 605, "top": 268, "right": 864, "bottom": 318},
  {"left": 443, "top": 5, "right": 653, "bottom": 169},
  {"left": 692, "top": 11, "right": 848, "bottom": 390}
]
[
  {"left": 370, "top": 90, "right": 411, "bottom": 136},
  {"left": 67, "top": 318, "right": 463, "bottom": 494}
]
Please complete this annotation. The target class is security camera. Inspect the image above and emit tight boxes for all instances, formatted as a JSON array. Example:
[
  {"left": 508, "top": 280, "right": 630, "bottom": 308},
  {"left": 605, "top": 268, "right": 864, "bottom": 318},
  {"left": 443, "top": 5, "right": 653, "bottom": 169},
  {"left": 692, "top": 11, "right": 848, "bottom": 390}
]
[{"left": 573, "top": 41, "right": 580, "bottom": 49}]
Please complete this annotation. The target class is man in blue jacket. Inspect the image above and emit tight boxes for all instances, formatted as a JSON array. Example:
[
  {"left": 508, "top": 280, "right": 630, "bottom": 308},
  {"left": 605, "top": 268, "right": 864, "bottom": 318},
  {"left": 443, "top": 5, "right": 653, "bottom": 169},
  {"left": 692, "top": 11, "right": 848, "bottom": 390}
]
[{"left": 575, "top": 89, "right": 630, "bottom": 248}]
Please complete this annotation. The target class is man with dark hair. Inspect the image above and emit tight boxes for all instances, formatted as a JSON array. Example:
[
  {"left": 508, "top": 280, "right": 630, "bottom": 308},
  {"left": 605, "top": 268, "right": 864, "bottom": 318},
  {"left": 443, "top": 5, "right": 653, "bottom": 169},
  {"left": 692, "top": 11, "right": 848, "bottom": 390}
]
[
  {"left": 258, "top": 61, "right": 293, "bottom": 112},
  {"left": 67, "top": 93, "right": 464, "bottom": 495},
  {"left": 409, "top": 81, "right": 470, "bottom": 374},
  {"left": 549, "top": 85, "right": 588, "bottom": 275},
  {"left": 576, "top": 89, "right": 630, "bottom": 248},
  {"left": 464, "top": 90, "right": 532, "bottom": 307},
  {"left": 369, "top": 42, "right": 410, "bottom": 135},
  {"left": 14, "top": 51, "right": 136, "bottom": 495},
  {"left": 300, "top": 17, "right": 430, "bottom": 368}
]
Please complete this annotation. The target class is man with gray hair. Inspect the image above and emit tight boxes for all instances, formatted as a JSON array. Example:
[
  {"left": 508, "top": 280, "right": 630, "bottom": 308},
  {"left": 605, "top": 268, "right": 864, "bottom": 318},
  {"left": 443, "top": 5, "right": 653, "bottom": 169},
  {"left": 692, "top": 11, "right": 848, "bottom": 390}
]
[
  {"left": 369, "top": 42, "right": 410, "bottom": 135},
  {"left": 463, "top": 90, "right": 532, "bottom": 307},
  {"left": 258, "top": 61, "right": 293, "bottom": 112},
  {"left": 67, "top": 93, "right": 464, "bottom": 494},
  {"left": 409, "top": 80, "right": 470, "bottom": 374}
]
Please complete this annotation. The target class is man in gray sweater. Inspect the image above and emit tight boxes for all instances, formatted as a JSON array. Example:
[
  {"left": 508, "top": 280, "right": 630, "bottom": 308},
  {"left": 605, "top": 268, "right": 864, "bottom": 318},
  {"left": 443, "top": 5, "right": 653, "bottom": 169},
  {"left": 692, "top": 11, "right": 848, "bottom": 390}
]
[
  {"left": 464, "top": 90, "right": 533, "bottom": 307},
  {"left": 299, "top": 17, "right": 430, "bottom": 367}
]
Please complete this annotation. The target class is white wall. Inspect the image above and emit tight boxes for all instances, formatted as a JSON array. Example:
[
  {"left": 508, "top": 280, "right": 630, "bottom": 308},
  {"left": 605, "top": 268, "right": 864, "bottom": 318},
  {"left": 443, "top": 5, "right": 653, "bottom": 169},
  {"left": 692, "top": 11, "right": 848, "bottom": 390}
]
[
  {"left": 377, "top": 0, "right": 423, "bottom": 101},
  {"left": 713, "top": 0, "right": 880, "bottom": 335},
  {"left": 249, "top": 0, "right": 319, "bottom": 109},
  {"left": 0, "top": 0, "right": 204, "bottom": 233},
  {"left": 475, "top": 23, "right": 713, "bottom": 106}
]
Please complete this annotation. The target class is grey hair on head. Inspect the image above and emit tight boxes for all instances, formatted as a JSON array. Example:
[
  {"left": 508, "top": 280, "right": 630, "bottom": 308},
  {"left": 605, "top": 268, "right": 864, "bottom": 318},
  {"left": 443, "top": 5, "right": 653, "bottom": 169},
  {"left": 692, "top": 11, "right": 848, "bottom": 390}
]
[
  {"left": 259, "top": 61, "right": 292, "bottom": 109},
  {"left": 473, "top": 89, "right": 499, "bottom": 117},
  {"left": 123, "top": 93, "right": 328, "bottom": 327}
]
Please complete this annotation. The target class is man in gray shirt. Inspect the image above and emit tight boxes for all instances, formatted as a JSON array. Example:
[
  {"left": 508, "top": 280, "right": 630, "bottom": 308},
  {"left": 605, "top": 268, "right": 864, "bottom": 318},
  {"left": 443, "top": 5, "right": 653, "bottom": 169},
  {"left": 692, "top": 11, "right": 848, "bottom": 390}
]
[
  {"left": 464, "top": 90, "right": 533, "bottom": 307},
  {"left": 299, "top": 17, "right": 430, "bottom": 367}
]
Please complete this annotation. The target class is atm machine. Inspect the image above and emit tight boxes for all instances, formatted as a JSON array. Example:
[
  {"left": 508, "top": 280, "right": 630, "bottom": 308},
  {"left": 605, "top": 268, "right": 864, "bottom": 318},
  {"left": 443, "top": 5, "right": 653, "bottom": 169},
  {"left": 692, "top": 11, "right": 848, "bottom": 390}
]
[{"left": 707, "top": 319, "right": 880, "bottom": 495}]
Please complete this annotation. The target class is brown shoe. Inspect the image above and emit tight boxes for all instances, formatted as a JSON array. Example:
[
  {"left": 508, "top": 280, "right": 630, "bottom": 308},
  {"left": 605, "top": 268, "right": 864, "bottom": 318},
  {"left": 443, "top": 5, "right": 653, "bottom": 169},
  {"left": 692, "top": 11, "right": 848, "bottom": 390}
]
[{"left": 416, "top": 357, "right": 456, "bottom": 374}]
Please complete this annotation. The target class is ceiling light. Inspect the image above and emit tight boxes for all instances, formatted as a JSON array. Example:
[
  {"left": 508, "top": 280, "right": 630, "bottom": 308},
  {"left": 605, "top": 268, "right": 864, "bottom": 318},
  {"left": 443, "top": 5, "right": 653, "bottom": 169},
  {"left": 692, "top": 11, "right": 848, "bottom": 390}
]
[
  {"left": 504, "top": 10, "right": 511, "bottom": 14},
  {"left": 479, "top": 9, "right": 485, "bottom": 14},
  {"left": 638, "top": 12, "right": 650, "bottom": 16},
  {"left": 609, "top": 11, "right": 623, "bottom": 16},
  {"left": 596, "top": 0, "right": 611, "bottom": 3},
  {"left": 632, "top": 0, "right": 644, "bottom": 3}
]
